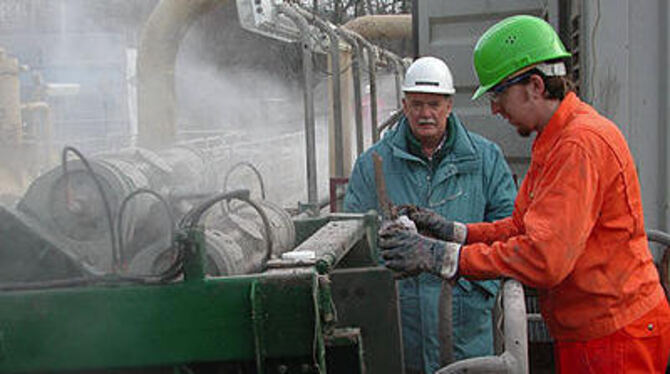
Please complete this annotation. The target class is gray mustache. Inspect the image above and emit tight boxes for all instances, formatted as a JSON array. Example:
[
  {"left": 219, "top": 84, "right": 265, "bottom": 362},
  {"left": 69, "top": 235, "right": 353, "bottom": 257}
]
[{"left": 418, "top": 119, "right": 437, "bottom": 125}]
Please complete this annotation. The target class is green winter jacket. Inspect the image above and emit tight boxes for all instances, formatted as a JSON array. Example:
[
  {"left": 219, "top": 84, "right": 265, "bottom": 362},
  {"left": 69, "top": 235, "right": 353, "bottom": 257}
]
[{"left": 343, "top": 113, "right": 516, "bottom": 373}]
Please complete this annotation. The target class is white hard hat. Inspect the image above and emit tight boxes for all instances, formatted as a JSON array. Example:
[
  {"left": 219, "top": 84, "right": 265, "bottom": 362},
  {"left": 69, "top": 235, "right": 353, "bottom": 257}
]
[{"left": 402, "top": 56, "right": 456, "bottom": 95}]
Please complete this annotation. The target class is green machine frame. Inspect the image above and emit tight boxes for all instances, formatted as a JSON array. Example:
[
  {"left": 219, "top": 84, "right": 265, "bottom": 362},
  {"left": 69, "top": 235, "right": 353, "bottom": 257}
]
[{"left": 0, "top": 211, "right": 403, "bottom": 373}]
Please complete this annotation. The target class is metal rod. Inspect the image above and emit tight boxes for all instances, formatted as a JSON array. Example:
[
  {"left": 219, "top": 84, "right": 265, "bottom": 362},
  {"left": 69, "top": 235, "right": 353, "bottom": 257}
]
[
  {"left": 278, "top": 5, "right": 318, "bottom": 214},
  {"left": 369, "top": 47, "right": 379, "bottom": 143},
  {"left": 382, "top": 50, "right": 404, "bottom": 108},
  {"left": 376, "top": 109, "right": 403, "bottom": 134},
  {"left": 338, "top": 28, "right": 365, "bottom": 156},
  {"left": 436, "top": 279, "right": 528, "bottom": 374},
  {"left": 294, "top": 7, "right": 345, "bottom": 179},
  {"left": 438, "top": 281, "right": 453, "bottom": 366},
  {"left": 349, "top": 33, "right": 379, "bottom": 143}
]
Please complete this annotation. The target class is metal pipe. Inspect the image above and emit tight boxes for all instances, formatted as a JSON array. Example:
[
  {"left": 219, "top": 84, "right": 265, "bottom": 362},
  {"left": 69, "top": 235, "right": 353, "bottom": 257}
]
[
  {"left": 436, "top": 279, "right": 528, "bottom": 374},
  {"left": 647, "top": 228, "right": 670, "bottom": 246},
  {"left": 368, "top": 47, "right": 380, "bottom": 143},
  {"left": 381, "top": 50, "right": 404, "bottom": 109},
  {"left": 342, "top": 14, "right": 412, "bottom": 40},
  {"left": 338, "top": 28, "right": 365, "bottom": 156},
  {"left": 376, "top": 109, "right": 403, "bottom": 134},
  {"left": 438, "top": 281, "right": 453, "bottom": 366},
  {"left": 137, "top": 0, "right": 224, "bottom": 149},
  {"left": 350, "top": 33, "right": 380, "bottom": 143},
  {"left": 436, "top": 355, "right": 508, "bottom": 374},
  {"left": 278, "top": 5, "right": 318, "bottom": 215},
  {"left": 294, "top": 7, "right": 345, "bottom": 179},
  {"left": 502, "top": 279, "right": 529, "bottom": 374}
]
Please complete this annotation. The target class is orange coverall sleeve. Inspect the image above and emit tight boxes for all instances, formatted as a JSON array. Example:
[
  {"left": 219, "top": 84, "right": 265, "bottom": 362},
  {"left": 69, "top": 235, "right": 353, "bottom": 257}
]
[
  {"left": 466, "top": 216, "right": 523, "bottom": 245},
  {"left": 459, "top": 141, "right": 601, "bottom": 288}
]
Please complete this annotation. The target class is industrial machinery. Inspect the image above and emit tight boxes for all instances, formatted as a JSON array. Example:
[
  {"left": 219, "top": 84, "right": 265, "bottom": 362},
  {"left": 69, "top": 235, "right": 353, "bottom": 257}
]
[
  {"left": 0, "top": 143, "right": 405, "bottom": 373},
  {"left": 5, "top": 1, "right": 670, "bottom": 373},
  {"left": 0, "top": 1, "right": 414, "bottom": 371},
  {"left": 0, "top": 0, "right": 530, "bottom": 372}
]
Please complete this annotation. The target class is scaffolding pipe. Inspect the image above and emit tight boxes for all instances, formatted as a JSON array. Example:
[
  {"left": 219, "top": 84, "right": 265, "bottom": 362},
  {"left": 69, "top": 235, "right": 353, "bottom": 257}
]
[
  {"left": 294, "top": 7, "right": 345, "bottom": 179},
  {"left": 381, "top": 49, "right": 405, "bottom": 109},
  {"left": 338, "top": 28, "right": 365, "bottom": 156},
  {"left": 278, "top": 5, "right": 318, "bottom": 215},
  {"left": 376, "top": 109, "right": 403, "bottom": 134},
  {"left": 349, "top": 33, "right": 380, "bottom": 143},
  {"left": 137, "top": 0, "right": 224, "bottom": 149}
]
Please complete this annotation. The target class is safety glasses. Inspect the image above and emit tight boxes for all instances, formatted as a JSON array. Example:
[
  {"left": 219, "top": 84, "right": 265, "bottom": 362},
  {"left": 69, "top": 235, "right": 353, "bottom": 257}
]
[{"left": 486, "top": 70, "right": 537, "bottom": 102}]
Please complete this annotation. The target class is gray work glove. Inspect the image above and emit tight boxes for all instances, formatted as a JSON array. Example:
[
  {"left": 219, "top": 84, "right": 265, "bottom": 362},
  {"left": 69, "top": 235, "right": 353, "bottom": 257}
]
[
  {"left": 399, "top": 205, "right": 468, "bottom": 244},
  {"left": 379, "top": 224, "right": 461, "bottom": 279}
]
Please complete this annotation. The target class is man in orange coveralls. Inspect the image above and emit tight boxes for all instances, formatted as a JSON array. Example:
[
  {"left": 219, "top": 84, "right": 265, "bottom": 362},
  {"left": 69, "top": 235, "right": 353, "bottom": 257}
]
[{"left": 379, "top": 15, "right": 670, "bottom": 373}]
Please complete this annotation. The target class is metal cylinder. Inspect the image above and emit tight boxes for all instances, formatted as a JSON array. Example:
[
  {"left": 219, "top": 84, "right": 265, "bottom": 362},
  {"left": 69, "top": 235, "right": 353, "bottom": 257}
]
[
  {"left": 17, "top": 158, "right": 157, "bottom": 273},
  {"left": 129, "top": 198, "right": 295, "bottom": 277},
  {"left": 202, "top": 199, "right": 295, "bottom": 275},
  {"left": 15, "top": 145, "right": 216, "bottom": 274}
]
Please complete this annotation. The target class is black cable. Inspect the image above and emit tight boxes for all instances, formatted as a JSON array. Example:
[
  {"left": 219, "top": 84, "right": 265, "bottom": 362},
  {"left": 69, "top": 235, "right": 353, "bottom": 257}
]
[
  {"left": 117, "top": 188, "right": 175, "bottom": 271},
  {"left": 1, "top": 184, "right": 183, "bottom": 291},
  {"left": 223, "top": 162, "right": 267, "bottom": 201},
  {"left": 61, "top": 146, "right": 119, "bottom": 271},
  {"left": 181, "top": 189, "right": 274, "bottom": 265}
]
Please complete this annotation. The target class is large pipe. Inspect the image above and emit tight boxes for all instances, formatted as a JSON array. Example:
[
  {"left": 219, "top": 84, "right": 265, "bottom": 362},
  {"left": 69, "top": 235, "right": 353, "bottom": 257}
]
[
  {"left": 137, "top": 0, "right": 225, "bottom": 149},
  {"left": 343, "top": 14, "right": 412, "bottom": 40}
]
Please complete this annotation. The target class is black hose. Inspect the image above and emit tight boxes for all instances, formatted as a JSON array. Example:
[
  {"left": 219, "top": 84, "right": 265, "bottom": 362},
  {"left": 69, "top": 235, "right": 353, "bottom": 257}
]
[
  {"left": 61, "top": 146, "right": 119, "bottom": 271},
  {"left": 117, "top": 188, "right": 175, "bottom": 270},
  {"left": 221, "top": 161, "right": 267, "bottom": 214},
  {"left": 181, "top": 189, "right": 274, "bottom": 265}
]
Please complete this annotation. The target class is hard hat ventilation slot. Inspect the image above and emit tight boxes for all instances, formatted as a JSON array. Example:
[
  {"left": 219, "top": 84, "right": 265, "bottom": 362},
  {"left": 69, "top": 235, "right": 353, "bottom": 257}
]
[
  {"left": 505, "top": 35, "right": 517, "bottom": 44},
  {"left": 415, "top": 81, "right": 439, "bottom": 86}
]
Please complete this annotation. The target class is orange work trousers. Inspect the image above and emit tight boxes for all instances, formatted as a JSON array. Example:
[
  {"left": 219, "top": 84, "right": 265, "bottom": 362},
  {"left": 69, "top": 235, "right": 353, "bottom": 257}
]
[{"left": 554, "top": 299, "right": 670, "bottom": 374}]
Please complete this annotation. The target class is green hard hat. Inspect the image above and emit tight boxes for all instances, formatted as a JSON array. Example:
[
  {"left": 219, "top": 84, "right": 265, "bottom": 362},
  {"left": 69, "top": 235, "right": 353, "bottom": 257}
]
[{"left": 471, "top": 15, "right": 571, "bottom": 100}]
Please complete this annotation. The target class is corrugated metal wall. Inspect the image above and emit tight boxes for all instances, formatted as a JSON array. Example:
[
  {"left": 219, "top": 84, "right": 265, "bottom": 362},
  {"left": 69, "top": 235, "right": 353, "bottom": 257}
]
[
  {"left": 417, "top": 0, "right": 670, "bottom": 238},
  {"left": 581, "top": 0, "right": 669, "bottom": 235}
]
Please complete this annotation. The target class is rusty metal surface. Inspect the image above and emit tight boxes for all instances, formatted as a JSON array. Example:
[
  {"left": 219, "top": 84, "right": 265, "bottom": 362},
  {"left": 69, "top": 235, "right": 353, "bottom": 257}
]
[
  {"left": 438, "top": 281, "right": 453, "bottom": 366},
  {"left": 268, "top": 219, "right": 366, "bottom": 272},
  {"left": 372, "top": 152, "right": 396, "bottom": 220}
]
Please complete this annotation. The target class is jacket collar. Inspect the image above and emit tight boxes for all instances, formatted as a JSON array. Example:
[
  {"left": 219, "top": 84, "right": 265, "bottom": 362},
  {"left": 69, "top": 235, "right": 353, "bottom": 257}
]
[
  {"left": 532, "top": 92, "right": 580, "bottom": 164},
  {"left": 387, "top": 113, "right": 478, "bottom": 165}
]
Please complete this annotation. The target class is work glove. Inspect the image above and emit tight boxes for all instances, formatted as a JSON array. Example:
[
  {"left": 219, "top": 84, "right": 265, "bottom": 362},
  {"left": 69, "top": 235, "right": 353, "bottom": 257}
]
[
  {"left": 398, "top": 205, "right": 468, "bottom": 244},
  {"left": 378, "top": 224, "right": 460, "bottom": 279}
]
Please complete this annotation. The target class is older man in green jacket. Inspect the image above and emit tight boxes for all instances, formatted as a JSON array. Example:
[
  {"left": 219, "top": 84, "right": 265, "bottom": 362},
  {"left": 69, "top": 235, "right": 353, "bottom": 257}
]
[{"left": 343, "top": 56, "right": 516, "bottom": 374}]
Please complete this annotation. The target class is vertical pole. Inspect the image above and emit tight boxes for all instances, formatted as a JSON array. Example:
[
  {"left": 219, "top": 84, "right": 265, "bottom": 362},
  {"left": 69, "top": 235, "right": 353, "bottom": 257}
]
[
  {"left": 339, "top": 29, "right": 364, "bottom": 156},
  {"left": 279, "top": 6, "right": 319, "bottom": 215},
  {"left": 368, "top": 47, "right": 379, "bottom": 143}
]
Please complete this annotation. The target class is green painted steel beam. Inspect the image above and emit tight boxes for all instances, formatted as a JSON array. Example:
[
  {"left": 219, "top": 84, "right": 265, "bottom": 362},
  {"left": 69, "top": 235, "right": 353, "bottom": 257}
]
[{"left": 0, "top": 271, "right": 322, "bottom": 373}]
